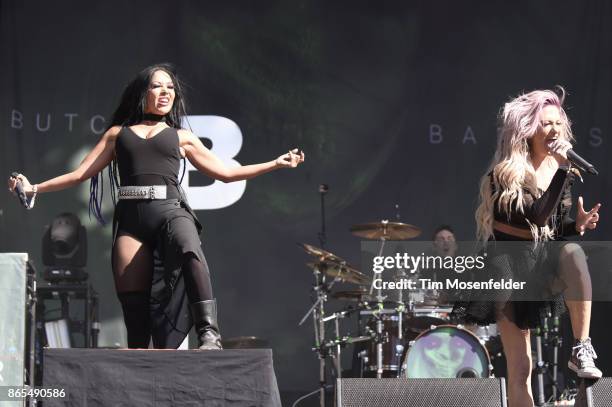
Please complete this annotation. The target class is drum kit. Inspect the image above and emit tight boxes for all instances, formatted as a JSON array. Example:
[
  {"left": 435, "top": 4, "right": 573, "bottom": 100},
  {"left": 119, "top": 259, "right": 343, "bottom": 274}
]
[{"left": 298, "top": 220, "right": 501, "bottom": 406}]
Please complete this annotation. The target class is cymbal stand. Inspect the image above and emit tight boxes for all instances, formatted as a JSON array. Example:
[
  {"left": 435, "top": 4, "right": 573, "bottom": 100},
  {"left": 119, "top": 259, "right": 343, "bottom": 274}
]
[
  {"left": 550, "top": 315, "right": 561, "bottom": 401},
  {"left": 296, "top": 184, "right": 332, "bottom": 407},
  {"left": 334, "top": 315, "right": 341, "bottom": 379},
  {"left": 299, "top": 264, "right": 342, "bottom": 407},
  {"left": 394, "top": 267, "right": 407, "bottom": 378},
  {"left": 543, "top": 315, "right": 564, "bottom": 403},
  {"left": 310, "top": 266, "right": 327, "bottom": 407},
  {"left": 317, "top": 184, "right": 329, "bottom": 249},
  {"left": 533, "top": 313, "right": 564, "bottom": 405},
  {"left": 368, "top": 220, "right": 389, "bottom": 379},
  {"left": 534, "top": 324, "right": 546, "bottom": 406}
]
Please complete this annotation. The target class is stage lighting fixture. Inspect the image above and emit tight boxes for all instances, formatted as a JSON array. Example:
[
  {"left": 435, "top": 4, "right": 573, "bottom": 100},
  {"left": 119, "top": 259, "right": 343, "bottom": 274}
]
[{"left": 42, "top": 213, "right": 88, "bottom": 282}]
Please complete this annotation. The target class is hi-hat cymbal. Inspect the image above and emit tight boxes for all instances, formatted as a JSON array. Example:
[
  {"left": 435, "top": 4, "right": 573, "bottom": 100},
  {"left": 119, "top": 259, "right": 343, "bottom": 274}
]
[
  {"left": 298, "top": 243, "right": 343, "bottom": 263},
  {"left": 306, "top": 260, "right": 370, "bottom": 285},
  {"left": 350, "top": 221, "right": 421, "bottom": 240}
]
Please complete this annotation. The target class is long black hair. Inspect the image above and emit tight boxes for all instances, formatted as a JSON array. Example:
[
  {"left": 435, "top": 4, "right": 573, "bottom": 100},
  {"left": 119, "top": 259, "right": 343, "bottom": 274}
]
[{"left": 89, "top": 63, "right": 188, "bottom": 224}]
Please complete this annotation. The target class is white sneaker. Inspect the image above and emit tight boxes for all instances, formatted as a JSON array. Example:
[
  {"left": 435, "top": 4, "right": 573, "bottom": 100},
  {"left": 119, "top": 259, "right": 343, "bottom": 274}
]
[{"left": 568, "top": 337, "right": 602, "bottom": 379}]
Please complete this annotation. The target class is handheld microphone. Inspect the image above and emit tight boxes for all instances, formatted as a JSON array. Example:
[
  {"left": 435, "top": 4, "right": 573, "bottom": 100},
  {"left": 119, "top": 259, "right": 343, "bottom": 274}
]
[
  {"left": 567, "top": 149, "right": 598, "bottom": 175},
  {"left": 10, "top": 172, "right": 29, "bottom": 208}
]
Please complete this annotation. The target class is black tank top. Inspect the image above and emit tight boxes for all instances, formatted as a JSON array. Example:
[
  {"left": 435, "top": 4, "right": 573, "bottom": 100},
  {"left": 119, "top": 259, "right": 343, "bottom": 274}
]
[{"left": 115, "top": 126, "right": 181, "bottom": 188}]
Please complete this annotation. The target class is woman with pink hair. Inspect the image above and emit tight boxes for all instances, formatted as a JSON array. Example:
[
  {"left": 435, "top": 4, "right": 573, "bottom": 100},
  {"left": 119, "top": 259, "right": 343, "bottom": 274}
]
[{"left": 453, "top": 88, "right": 602, "bottom": 407}]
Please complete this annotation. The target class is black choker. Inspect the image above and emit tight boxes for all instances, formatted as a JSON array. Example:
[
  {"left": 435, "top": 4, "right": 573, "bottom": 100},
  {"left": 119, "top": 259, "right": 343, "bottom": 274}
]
[{"left": 142, "top": 113, "right": 167, "bottom": 122}]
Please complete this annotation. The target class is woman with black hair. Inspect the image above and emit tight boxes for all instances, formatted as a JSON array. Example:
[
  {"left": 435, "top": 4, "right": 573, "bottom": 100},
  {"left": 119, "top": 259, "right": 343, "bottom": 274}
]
[{"left": 8, "top": 64, "right": 305, "bottom": 350}]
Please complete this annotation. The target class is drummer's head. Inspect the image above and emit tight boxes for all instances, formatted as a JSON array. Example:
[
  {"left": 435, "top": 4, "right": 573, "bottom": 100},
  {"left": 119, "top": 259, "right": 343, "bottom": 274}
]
[{"left": 432, "top": 225, "right": 457, "bottom": 257}]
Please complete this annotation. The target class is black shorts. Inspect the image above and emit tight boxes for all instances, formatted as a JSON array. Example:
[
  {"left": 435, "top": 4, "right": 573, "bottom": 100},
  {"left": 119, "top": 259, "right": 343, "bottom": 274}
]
[
  {"left": 115, "top": 199, "right": 198, "bottom": 247},
  {"left": 112, "top": 198, "right": 205, "bottom": 348}
]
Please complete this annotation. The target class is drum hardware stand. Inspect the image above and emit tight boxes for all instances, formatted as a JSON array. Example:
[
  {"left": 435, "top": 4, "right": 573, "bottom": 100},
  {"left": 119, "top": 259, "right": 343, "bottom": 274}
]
[
  {"left": 321, "top": 310, "right": 351, "bottom": 379},
  {"left": 533, "top": 314, "right": 565, "bottom": 406},
  {"left": 394, "top": 267, "right": 407, "bottom": 378},
  {"left": 314, "top": 183, "right": 329, "bottom": 407},
  {"left": 366, "top": 220, "right": 389, "bottom": 379},
  {"left": 534, "top": 324, "right": 547, "bottom": 406},
  {"left": 299, "top": 263, "right": 344, "bottom": 407},
  {"left": 550, "top": 315, "right": 561, "bottom": 401},
  {"left": 298, "top": 265, "right": 327, "bottom": 407},
  {"left": 393, "top": 213, "right": 406, "bottom": 373},
  {"left": 357, "top": 350, "right": 368, "bottom": 377}
]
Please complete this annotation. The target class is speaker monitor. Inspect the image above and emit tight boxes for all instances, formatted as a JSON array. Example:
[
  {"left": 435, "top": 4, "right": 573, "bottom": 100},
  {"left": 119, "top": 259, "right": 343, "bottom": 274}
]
[
  {"left": 574, "top": 377, "right": 612, "bottom": 407},
  {"left": 336, "top": 378, "right": 507, "bottom": 407},
  {"left": 0, "top": 253, "right": 28, "bottom": 388}
]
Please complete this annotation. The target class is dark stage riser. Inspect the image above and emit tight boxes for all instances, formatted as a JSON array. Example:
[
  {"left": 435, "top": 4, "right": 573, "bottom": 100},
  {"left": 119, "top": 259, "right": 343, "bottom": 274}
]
[{"left": 42, "top": 348, "right": 281, "bottom": 407}]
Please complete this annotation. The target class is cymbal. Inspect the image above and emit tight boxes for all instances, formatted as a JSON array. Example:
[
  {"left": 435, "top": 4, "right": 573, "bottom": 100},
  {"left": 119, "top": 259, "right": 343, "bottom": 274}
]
[
  {"left": 332, "top": 290, "right": 374, "bottom": 302},
  {"left": 298, "top": 243, "right": 343, "bottom": 263},
  {"left": 350, "top": 221, "right": 421, "bottom": 240},
  {"left": 306, "top": 260, "right": 370, "bottom": 285}
]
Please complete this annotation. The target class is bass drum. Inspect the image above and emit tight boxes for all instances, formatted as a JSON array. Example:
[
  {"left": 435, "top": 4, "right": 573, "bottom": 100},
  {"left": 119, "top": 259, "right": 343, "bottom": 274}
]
[{"left": 402, "top": 325, "right": 491, "bottom": 378}]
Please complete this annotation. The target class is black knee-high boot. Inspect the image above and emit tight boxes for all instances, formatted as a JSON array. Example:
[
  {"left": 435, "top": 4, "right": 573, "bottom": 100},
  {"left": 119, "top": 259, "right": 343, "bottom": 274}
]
[
  {"left": 117, "top": 291, "right": 151, "bottom": 348},
  {"left": 182, "top": 254, "right": 222, "bottom": 350},
  {"left": 189, "top": 300, "right": 222, "bottom": 350}
]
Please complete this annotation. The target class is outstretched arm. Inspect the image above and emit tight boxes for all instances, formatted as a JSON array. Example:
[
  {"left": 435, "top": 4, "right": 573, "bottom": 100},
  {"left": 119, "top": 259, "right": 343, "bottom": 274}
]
[
  {"left": 8, "top": 126, "right": 120, "bottom": 195},
  {"left": 179, "top": 129, "right": 304, "bottom": 183}
]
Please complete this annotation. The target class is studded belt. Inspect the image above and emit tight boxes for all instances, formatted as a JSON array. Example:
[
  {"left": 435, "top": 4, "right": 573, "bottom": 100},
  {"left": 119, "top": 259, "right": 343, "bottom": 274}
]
[{"left": 118, "top": 185, "right": 167, "bottom": 200}]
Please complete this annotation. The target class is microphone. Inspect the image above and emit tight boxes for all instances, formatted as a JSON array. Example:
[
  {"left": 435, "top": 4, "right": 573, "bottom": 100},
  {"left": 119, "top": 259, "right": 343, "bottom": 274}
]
[
  {"left": 11, "top": 172, "right": 28, "bottom": 208},
  {"left": 567, "top": 149, "right": 598, "bottom": 175},
  {"left": 10, "top": 172, "right": 29, "bottom": 208}
]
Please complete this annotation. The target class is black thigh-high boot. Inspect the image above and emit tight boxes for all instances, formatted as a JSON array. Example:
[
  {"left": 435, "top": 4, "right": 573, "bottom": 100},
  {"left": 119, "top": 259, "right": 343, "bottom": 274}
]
[
  {"left": 117, "top": 291, "right": 151, "bottom": 348},
  {"left": 182, "top": 254, "right": 222, "bottom": 350}
]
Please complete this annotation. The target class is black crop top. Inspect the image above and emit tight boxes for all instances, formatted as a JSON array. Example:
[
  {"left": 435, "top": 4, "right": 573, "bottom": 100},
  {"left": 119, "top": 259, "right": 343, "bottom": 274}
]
[
  {"left": 492, "top": 166, "right": 577, "bottom": 237},
  {"left": 115, "top": 126, "right": 181, "bottom": 186}
]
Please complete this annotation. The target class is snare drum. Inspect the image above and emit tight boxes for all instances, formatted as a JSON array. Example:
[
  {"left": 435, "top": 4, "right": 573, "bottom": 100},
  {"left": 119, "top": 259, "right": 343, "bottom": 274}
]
[{"left": 402, "top": 325, "right": 491, "bottom": 378}]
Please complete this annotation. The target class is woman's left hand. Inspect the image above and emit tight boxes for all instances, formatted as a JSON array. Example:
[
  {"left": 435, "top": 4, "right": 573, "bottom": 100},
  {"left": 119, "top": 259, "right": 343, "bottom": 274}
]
[
  {"left": 276, "top": 148, "right": 305, "bottom": 168},
  {"left": 575, "top": 196, "right": 601, "bottom": 236}
]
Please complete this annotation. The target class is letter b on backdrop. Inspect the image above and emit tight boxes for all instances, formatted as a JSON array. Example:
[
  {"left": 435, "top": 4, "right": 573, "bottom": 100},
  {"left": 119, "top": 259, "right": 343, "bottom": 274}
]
[{"left": 180, "top": 116, "right": 246, "bottom": 210}]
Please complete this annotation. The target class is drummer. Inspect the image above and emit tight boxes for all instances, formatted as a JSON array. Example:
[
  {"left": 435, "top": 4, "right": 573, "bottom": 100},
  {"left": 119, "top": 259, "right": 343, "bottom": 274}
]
[
  {"left": 422, "top": 225, "right": 459, "bottom": 306},
  {"left": 432, "top": 225, "right": 458, "bottom": 258}
]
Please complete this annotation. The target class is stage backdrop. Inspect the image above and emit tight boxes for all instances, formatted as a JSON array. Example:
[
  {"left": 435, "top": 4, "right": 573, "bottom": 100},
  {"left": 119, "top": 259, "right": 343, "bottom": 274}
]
[{"left": 1, "top": 0, "right": 611, "bottom": 400}]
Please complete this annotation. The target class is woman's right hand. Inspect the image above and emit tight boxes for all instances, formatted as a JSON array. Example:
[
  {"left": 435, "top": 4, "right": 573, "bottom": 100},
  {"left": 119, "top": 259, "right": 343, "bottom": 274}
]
[
  {"left": 8, "top": 173, "right": 34, "bottom": 195},
  {"left": 547, "top": 139, "right": 572, "bottom": 165}
]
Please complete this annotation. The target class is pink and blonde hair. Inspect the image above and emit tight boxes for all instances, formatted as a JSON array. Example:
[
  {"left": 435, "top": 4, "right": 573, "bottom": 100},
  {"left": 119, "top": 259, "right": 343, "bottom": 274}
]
[{"left": 475, "top": 88, "right": 574, "bottom": 241}]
